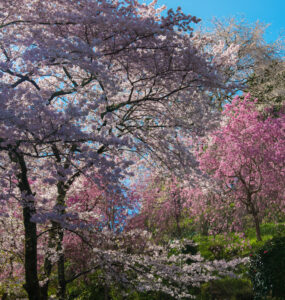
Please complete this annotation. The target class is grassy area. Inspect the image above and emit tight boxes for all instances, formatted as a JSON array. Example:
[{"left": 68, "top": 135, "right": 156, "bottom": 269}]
[{"left": 191, "top": 222, "right": 285, "bottom": 260}]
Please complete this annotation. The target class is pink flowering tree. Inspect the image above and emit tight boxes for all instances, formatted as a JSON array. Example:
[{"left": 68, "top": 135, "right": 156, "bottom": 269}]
[
  {"left": 197, "top": 94, "right": 285, "bottom": 241},
  {"left": 128, "top": 173, "right": 189, "bottom": 238},
  {"left": 60, "top": 177, "right": 138, "bottom": 286}
]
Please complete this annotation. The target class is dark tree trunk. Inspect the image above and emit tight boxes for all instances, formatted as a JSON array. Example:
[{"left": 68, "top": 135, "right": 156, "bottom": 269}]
[
  {"left": 57, "top": 227, "right": 66, "bottom": 300},
  {"left": 43, "top": 145, "right": 79, "bottom": 299},
  {"left": 253, "top": 212, "right": 262, "bottom": 241},
  {"left": 56, "top": 181, "right": 67, "bottom": 300},
  {"left": 173, "top": 192, "right": 182, "bottom": 237},
  {"left": 23, "top": 205, "right": 41, "bottom": 300},
  {"left": 11, "top": 151, "right": 41, "bottom": 300},
  {"left": 175, "top": 214, "right": 182, "bottom": 237},
  {"left": 40, "top": 283, "right": 49, "bottom": 300},
  {"left": 247, "top": 195, "right": 262, "bottom": 242},
  {"left": 41, "top": 222, "right": 57, "bottom": 300},
  {"left": 104, "top": 286, "right": 110, "bottom": 300},
  {"left": 41, "top": 182, "right": 67, "bottom": 299}
]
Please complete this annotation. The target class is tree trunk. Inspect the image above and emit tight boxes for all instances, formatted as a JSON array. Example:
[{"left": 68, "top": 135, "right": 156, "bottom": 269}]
[
  {"left": 247, "top": 192, "right": 262, "bottom": 242},
  {"left": 174, "top": 193, "right": 182, "bottom": 237},
  {"left": 40, "top": 283, "right": 49, "bottom": 300},
  {"left": 175, "top": 214, "right": 182, "bottom": 237},
  {"left": 41, "top": 181, "right": 67, "bottom": 299},
  {"left": 56, "top": 181, "right": 67, "bottom": 300},
  {"left": 12, "top": 151, "right": 41, "bottom": 299},
  {"left": 41, "top": 222, "right": 57, "bottom": 300},
  {"left": 42, "top": 144, "right": 78, "bottom": 299},
  {"left": 104, "top": 286, "right": 110, "bottom": 300},
  {"left": 23, "top": 206, "right": 41, "bottom": 300},
  {"left": 57, "top": 227, "right": 66, "bottom": 300},
  {"left": 253, "top": 212, "right": 262, "bottom": 241}
]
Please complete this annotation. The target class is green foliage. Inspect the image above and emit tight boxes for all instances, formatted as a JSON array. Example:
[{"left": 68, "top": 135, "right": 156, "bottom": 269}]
[
  {"left": 191, "top": 223, "right": 285, "bottom": 261},
  {"left": 67, "top": 280, "right": 175, "bottom": 300},
  {"left": 199, "top": 277, "right": 253, "bottom": 300},
  {"left": 246, "top": 60, "right": 285, "bottom": 111},
  {"left": 66, "top": 270, "right": 176, "bottom": 300},
  {"left": 66, "top": 271, "right": 107, "bottom": 300},
  {"left": 192, "top": 234, "right": 250, "bottom": 260},
  {"left": 249, "top": 236, "right": 285, "bottom": 299},
  {"left": 245, "top": 223, "right": 285, "bottom": 255},
  {"left": 245, "top": 223, "right": 285, "bottom": 239}
]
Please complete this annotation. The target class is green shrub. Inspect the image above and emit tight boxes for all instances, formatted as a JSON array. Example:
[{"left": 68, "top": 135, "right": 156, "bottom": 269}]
[
  {"left": 199, "top": 277, "right": 253, "bottom": 300},
  {"left": 249, "top": 236, "right": 285, "bottom": 299}
]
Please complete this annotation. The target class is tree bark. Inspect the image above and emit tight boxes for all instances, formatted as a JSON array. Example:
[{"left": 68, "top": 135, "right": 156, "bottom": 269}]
[
  {"left": 12, "top": 151, "right": 41, "bottom": 299},
  {"left": 253, "top": 212, "right": 262, "bottom": 241},
  {"left": 245, "top": 191, "right": 262, "bottom": 242},
  {"left": 23, "top": 205, "right": 41, "bottom": 300},
  {"left": 173, "top": 192, "right": 182, "bottom": 237},
  {"left": 56, "top": 181, "right": 67, "bottom": 300},
  {"left": 175, "top": 213, "right": 182, "bottom": 237},
  {"left": 57, "top": 227, "right": 66, "bottom": 300},
  {"left": 248, "top": 197, "right": 262, "bottom": 242},
  {"left": 41, "top": 223, "right": 57, "bottom": 300}
]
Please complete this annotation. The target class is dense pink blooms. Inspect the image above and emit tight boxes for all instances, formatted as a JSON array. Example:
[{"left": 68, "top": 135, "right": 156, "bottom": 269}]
[{"left": 196, "top": 94, "right": 285, "bottom": 238}]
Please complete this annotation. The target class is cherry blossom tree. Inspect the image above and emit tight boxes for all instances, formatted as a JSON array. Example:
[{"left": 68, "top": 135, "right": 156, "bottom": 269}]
[
  {"left": 246, "top": 59, "right": 285, "bottom": 110},
  {"left": 128, "top": 173, "right": 189, "bottom": 239},
  {"left": 194, "top": 18, "right": 284, "bottom": 108},
  {"left": 197, "top": 94, "right": 285, "bottom": 241},
  {"left": 0, "top": 0, "right": 240, "bottom": 299},
  {"left": 65, "top": 178, "right": 137, "bottom": 232}
]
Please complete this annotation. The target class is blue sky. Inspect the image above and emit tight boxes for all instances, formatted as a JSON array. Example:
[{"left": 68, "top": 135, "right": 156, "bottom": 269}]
[{"left": 148, "top": 0, "right": 285, "bottom": 43}]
